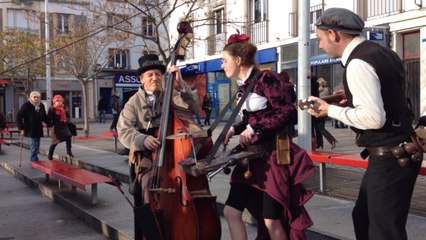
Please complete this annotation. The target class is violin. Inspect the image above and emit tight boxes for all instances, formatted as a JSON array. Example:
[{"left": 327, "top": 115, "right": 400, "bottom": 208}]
[
  {"left": 144, "top": 21, "right": 221, "bottom": 240},
  {"left": 298, "top": 91, "right": 346, "bottom": 110}
]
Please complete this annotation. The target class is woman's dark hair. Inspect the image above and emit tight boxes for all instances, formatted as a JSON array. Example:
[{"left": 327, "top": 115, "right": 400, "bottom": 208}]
[
  {"left": 279, "top": 70, "right": 291, "bottom": 83},
  {"left": 223, "top": 42, "right": 257, "bottom": 67}
]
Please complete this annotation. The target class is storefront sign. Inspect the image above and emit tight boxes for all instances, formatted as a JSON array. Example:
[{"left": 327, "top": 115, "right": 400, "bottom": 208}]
[
  {"left": 310, "top": 55, "right": 341, "bottom": 66},
  {"left": 115, "top": 74, "right": 140, "bottom": 87}
]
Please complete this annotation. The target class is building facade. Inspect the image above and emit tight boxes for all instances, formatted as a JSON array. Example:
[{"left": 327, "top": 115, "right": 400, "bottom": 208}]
[
  {"left": 169, "top": 0, "right": 426, "bottom": 120},
  {"left": 1, "top": 0, "right": 425, "bottom": 123},
  {"left": 0, "top": 0, "right": 155, "bottom": 122}
]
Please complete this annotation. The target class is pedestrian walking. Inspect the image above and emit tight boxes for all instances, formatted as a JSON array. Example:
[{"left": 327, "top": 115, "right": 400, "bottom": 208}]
[
  {"left": 202, "top": 92, "right": 212, "bottom": 126},
  {"left": 314, "top": 78, "right": 337, "bottom": 149},
  {"left": 98, "top": 97, "right": 107, "bottom": 124},
  {"left": 16, "top": 91, "right": 48, "bottom": 161},
  {"left": 308, "top": 8, "right": 422, "bottom": 240},
  {"left": 109, "top": 91, "right": 121, "bottom": 131},
  {"left": 47, "top": 95, "right": 74, "bottom": 159}
]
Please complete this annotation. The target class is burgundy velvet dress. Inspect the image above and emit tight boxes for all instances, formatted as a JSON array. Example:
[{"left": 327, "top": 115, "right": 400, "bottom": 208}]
[{"left": 230, "top": 69, "right": 315, "bottom": 240}]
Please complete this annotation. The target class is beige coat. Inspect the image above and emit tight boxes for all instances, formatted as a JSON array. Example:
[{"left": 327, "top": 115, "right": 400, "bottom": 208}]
[{"left": 117, "top": 86, "right": 199, "bottom": 151}]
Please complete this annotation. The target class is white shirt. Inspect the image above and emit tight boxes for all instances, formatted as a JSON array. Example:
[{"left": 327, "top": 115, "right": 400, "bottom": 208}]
[{"left": 327, "top": 36, "right": 386, "bottom": 130}]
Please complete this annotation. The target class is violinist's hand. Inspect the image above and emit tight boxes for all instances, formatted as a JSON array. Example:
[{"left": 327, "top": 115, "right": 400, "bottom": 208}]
[
  {"left": 223, "top": 127, "right": 235, "bottom": 146},
  {"left": 239, "top": 128, "right": 253, "bottom": 147},
  {"left": 333, "top": 90, "right": 348, "bottom": 107},
  {"left": 306, "top": 96, "right": 329, "bottom": 118},
  {"left": 143, "top": 135, "right": 161, "bottom": 151}
]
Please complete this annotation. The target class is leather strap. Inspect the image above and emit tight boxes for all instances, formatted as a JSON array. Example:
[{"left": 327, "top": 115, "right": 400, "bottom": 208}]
[
  {"left": 366, "top": 146, "right": 394, "bottom": 156},
  {"left": 204, "top": 70, "right": 264, "bottom": 164}
]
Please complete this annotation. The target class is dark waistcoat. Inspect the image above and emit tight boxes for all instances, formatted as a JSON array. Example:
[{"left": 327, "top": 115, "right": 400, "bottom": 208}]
[{"left": 343, "top": 40, "right": 413, "bottom": 147}]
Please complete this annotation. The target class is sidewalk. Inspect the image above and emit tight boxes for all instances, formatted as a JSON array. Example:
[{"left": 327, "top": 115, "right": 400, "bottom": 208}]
[{"left": 1, "top": 120, "right": 425, "bottom": 239}]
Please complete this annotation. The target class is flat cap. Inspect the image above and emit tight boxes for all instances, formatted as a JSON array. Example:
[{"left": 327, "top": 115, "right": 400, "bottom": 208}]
[{"left": 315, "top": 8, "right": 365, "bottom": 35}]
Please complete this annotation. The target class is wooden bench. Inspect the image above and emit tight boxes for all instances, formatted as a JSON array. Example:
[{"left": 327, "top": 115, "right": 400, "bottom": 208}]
[
  {"left": 309, "top": 150, "right": 426, "bottom": 192},
  {"left": 0, "top": 130, "right": 11, "bottom": 150},
  {"left": 102, "top": 131, "right": 118, "bottom": 151},
  {"left": 31, "top": 160, "right": 114, "bottom": 204},
  {"left": 0, "top": 128, "right": 20, "bottom": 140}
]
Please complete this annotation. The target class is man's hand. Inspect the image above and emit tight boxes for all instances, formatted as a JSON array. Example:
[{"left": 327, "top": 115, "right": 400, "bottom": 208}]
[
  {"left": 143, "top": 135, "right": 161, "bottom": 151},
  {"left": 306, "top": 96, "right": 330, "bottom": 118}
]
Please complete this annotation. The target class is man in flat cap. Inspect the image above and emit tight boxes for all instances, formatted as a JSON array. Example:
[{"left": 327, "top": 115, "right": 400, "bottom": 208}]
[
  {"left": 117, "top": 54, "right": 200, "bottom": 240},
  {"left": 306, "top": 8, "right": 421, "bottom": 240}
]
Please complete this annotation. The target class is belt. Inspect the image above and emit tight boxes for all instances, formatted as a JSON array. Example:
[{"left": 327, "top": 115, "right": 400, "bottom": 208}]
[{"left": 366, "top": 146, "right": 394, "bottom": 157}]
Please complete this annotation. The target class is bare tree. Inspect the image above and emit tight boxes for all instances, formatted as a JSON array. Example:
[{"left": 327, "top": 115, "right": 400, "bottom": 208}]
[
  {"left": 0, "top": 29, "right": 48, "bottom": 98},
  {"left": 51, "top": 14, "right": 134, "bottom": 137},
  {"left": 88, "top": 0, "right": 232, "bottom": 64}
]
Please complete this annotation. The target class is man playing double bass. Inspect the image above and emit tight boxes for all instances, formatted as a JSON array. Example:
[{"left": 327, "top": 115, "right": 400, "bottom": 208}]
[{"left": 117, "top": 53, "right": 199, "bottom": 239}]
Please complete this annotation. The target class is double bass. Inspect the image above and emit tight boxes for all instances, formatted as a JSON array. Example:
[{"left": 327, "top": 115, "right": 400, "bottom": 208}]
[{"left": 138, "top": 22, "right": 221, "bottom": 240}]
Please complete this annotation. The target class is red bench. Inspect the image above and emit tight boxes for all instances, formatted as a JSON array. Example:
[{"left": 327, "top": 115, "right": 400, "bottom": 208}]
[
  {"left": 102, "top": 131, "right": 118, "bottom": 151},
  {"left": 309, "top": 150, "right": 426, "bottom": 192},
  {"left": 0, "top": 130, "right": 11, "bottom": 150},
  {"left": 31, "top": 160, "right": 114, "bottom": 204}
]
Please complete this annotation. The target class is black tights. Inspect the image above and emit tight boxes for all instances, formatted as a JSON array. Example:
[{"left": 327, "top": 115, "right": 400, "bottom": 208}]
[{"left": 48, "top": 136, "right": 72, "bottom": 159}]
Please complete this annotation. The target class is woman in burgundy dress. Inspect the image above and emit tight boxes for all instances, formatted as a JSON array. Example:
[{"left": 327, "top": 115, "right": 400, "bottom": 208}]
[{"left": 222, "top": 32, "right": 315, "bottom": 240}]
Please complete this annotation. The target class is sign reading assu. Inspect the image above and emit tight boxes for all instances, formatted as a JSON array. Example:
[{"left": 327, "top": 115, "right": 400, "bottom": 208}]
[{"left": 115, "top": 74, "right": 140, "bottom": 86}]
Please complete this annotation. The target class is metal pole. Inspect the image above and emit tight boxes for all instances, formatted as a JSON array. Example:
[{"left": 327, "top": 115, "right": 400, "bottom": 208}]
[
  {"left": 297, "top": 0, "right": 312, "bottom": 151},
  {"left": 45, "top": 0, "right": 52, "bottom": 109}
]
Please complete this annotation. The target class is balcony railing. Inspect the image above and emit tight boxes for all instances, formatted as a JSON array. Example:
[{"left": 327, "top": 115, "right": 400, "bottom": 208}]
[
  {"left": 242, "top": 20, "right": 268, "bottom": 45},
  {"left": 4, "top": 26, "right": 38, "bottom": 35},
  {"left": 289, "top": 4, "right": 324, "bottom": 37},
  {"left": 365, "top": 0, "right": 402, "bottom": 20},
  {"left": 206, "top": 21, "right": 268, "bottom": 56}
]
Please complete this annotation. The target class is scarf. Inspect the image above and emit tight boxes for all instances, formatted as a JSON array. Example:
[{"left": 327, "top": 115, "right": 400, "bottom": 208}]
[
  {"left": 29, "top": 98, "right": 40, "bottom": 112},
  {"left": 53, "top": 105, "right": 67, "bottom": 122}
]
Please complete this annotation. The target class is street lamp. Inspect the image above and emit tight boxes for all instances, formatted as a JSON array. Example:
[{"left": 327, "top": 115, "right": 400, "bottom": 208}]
[{"left": 45, "top": 0, "right": 51, "bottom": 109}]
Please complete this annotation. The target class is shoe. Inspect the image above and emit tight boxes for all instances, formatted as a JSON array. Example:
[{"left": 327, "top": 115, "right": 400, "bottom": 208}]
[
  {"left": 67, "top": 153, "right": 74, "bottom": 158},
  {"left": 331, "top": 141, "right": 338, "bottom": 150},
  {"left": 317, "top": 146, "right": 323, "bottom": 149},
  {"left": 48, "top": 156, "right": 53, "bottom": 160}
]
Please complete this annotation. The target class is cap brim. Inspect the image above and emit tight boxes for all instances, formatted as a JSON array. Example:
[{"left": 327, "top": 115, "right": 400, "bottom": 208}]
[{"left": 316, "top": 25, "right": 362, "bottom": 35}]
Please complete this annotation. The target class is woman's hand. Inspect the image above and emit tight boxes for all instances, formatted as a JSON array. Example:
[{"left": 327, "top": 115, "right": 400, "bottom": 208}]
[
  {"left": 239, "top": 128, "right": 253, "bottom": 147},
  {"left": 223, "top": 128, "right": 235, "bottom": 146},
  {"left": 143, "top": 135, "right": 161, "bottom": 151}
]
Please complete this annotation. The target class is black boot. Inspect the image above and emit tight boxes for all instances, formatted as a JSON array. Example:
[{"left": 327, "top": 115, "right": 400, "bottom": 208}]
[
  {"left": 48, "top": 144, "right": 56, "bottom": 160},
  {"left": 66, "top": 137, "right": 74, "bottom": 158}
]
